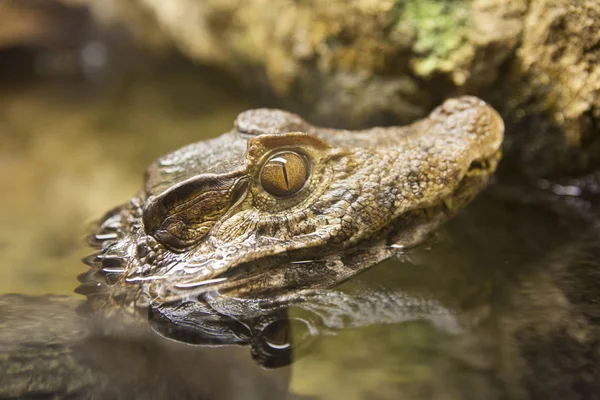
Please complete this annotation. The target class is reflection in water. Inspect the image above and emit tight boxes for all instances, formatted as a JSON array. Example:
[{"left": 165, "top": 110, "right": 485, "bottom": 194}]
[
  {"left": 148, "top": 276, "right": 460, "bottom": 369},
  {"left": 0, "top": 294, "right": 294, "bottom": 400},
  {"left": 286, "top": 186, "right": 600, "bottom": 400}
]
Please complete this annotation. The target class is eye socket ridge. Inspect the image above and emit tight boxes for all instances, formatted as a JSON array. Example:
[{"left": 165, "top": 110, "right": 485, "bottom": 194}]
[{"left": 259, "top": 151, "right": 310, "bottom": 198}]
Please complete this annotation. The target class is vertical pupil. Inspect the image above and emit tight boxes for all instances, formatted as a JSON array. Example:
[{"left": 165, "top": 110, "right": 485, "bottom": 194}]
[
  {"left": 270, "top": 157, "right": 289, "bottom": 189},
  {"left": 260, "top": 152, "right": 308, "bottom": 197}
]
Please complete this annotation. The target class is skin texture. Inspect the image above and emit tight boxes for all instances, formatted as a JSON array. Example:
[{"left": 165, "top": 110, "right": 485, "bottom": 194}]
[{"left": 80, "top": 96, "right": 503, "bottom": 310}]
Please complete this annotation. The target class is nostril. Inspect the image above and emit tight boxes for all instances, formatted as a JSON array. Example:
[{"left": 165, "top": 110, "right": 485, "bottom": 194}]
[
  {"left": 468, "top": 159, "right": 488, "bottom": 172},
  {"left": 466, "top": 149, "right": 502, "bottom": 176}
]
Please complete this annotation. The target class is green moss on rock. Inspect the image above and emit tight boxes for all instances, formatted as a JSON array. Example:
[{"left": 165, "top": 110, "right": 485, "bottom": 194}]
[{"left": 397, "top": 0, "right": 471, "bottom": 77}]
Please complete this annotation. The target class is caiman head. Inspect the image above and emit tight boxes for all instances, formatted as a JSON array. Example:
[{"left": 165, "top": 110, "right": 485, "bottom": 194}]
[{"left": 80, "top": 96, "right": 503, "bottom": 307}]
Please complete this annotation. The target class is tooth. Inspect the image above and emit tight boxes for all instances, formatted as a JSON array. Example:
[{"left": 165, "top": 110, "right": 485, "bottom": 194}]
[
  {"left": 74, "top": 282, "right": 102, "bottom": 296},
  {"left": 96, "top": 232, "right": 119, "bottom": 240},
  {"left": 425, "top": 208, "right": 434, "bottom": 220},
  {"left": 82, "top": 253, "right": 102, "bottom": 267},
  {"left": 443, "top": 198, "right": 453, "bottom": 210}
]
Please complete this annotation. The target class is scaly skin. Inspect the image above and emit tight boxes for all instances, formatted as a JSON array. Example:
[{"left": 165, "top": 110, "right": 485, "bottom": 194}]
[{"left": 79, "top": 96, "right": 503, "bottom": 311}]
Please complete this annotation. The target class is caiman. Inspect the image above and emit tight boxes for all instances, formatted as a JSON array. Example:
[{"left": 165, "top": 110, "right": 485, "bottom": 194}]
[
  {"left": 1, "top": 96, "right": 506, "bottom": 398},
  {"left": 80, "top": 96, "right": 503, "bottom": 310}
]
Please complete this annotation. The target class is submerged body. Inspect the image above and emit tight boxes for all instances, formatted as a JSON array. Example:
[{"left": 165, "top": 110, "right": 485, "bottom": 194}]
[{"left": 81, "top": 96, "right": 503, "bottom": 308}]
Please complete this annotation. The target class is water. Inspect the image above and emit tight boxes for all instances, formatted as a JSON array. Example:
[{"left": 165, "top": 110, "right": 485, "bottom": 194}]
[
  {"left": 1, "top": 52, "right": 599, "bottom": 399},
  {"left": 0, "top": 56, "right": 255, "bottom": 295},
  {"left": 286, "top": 189, "right": 600, "bottom": 399}
]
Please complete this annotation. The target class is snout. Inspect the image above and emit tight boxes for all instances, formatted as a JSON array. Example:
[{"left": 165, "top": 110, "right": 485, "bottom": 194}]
[{"left": 438, "top": 96, "right": 504, "bottom": 162}]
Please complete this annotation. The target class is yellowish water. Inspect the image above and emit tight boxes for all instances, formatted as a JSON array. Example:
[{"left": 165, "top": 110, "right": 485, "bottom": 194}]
[{"left": 0, "top": 60, "right": 254, "bottom": 295}]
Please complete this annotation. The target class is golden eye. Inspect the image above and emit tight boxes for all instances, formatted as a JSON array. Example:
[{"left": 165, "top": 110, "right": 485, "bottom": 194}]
[{"left": 260, "top": 151, "right": 309, "bottom": 197}]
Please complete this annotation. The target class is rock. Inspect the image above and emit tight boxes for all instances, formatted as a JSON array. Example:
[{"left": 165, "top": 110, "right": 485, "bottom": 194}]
[
  {"left": 501, "top": 0, "right": 600, "bottom": 178},
  {"left": 55, "top": 0, "right": 600, "bottom": 177}
]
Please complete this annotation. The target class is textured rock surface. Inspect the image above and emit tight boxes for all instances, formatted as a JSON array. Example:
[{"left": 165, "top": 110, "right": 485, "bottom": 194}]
[
  {"left": 58, "top": 0, "right": 599, "bottom": 178},
  {"left": 501, "top": 0, "right": 600, "bottom": 177},
  {"left": 69, "top": 0, "right": 523, "bottom": 123}
]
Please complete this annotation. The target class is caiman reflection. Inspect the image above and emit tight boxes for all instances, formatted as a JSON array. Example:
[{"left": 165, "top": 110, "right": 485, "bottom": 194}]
[{"left": 148, "top": 274, "right": 459, "bottom": 368}]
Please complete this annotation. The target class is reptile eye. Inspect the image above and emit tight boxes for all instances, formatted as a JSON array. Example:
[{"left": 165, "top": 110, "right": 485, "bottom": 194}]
[{"left": 260, "top": 151, "right": 309, "bottom": 197}]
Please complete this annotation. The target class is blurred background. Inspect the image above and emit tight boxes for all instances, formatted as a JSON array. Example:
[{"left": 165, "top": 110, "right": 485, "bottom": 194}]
[{"left": 0, "top": 0, "right": 263, "bottom": 294}]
